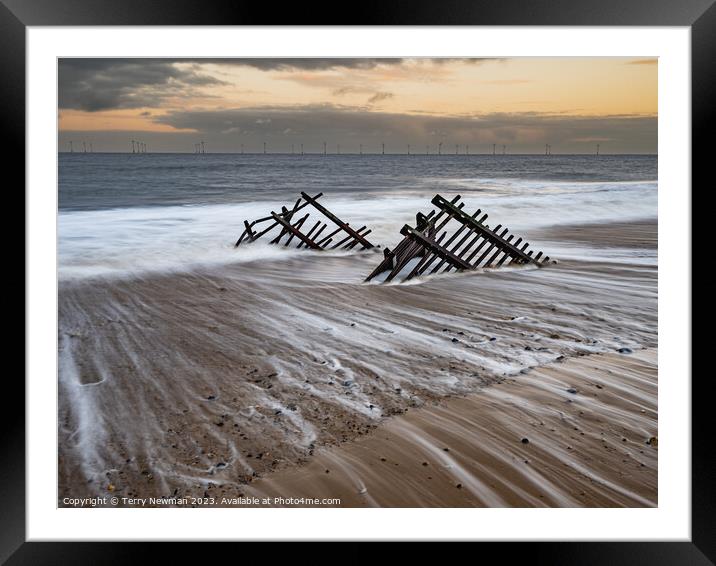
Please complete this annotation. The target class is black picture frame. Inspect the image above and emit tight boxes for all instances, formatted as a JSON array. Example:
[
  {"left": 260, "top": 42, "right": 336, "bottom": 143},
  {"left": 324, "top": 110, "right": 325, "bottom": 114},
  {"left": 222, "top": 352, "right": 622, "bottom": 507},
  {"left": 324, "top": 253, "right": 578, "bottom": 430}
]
[{"left": 5, "top": 0, "right": 709, "bottom": 560}]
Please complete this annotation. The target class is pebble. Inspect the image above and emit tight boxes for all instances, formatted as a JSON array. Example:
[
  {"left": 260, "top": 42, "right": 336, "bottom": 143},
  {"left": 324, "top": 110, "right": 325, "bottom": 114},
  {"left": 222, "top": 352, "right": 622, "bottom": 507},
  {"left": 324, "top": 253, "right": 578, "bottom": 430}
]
[
  {"left": 521, "top": 438, "right": 530, "bottom": 444},
  {"left": 566, "top": 388, "right": 577, "bottom": 394},
  {"left": 617, "top": 347, "right": 633, "bottom": 354},
  {"left": 451, "top": 338, "right": 459, "bottom": 343}
]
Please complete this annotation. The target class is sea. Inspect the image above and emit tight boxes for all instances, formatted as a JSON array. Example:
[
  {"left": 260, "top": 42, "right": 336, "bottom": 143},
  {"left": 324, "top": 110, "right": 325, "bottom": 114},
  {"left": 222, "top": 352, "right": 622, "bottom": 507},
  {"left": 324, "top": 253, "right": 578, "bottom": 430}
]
[{"left": 58, "top": 153, "right": 657, "bottom": 279}]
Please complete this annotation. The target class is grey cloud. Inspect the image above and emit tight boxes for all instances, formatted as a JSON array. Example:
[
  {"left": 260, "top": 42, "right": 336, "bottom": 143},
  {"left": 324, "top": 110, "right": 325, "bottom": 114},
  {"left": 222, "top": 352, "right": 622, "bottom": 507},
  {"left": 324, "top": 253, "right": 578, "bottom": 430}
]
[
  {"left": 194, "top": 58, "right": 502, "bottom": 70},
  {"left": 199, "top": 58, "right": 405, "bottom": 70},
  {"left": 149, "top": 104, "right": 656, "bottom": 153},
  {"left": 59, "top": 58, "right": 227, "bottom": 111},
  {"left": 368, "top": 92, "right": 395, "bottom": 104},
  {"left": 59, "top": 58, "right": 508, "bottom": 111}
]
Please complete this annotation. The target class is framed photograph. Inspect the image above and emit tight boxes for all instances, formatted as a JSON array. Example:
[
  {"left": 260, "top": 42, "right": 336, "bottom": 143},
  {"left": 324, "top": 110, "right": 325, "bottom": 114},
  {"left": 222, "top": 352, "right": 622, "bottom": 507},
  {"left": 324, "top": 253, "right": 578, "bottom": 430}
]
[{"left": 8, "top": 0, "right": 708, "bottom": 559}]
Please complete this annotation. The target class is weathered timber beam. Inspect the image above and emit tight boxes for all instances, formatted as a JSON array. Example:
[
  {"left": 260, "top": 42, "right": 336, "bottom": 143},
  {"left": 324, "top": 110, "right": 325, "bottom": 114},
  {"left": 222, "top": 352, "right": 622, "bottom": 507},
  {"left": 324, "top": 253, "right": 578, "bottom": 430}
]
[
  {"left": 399, "top": 225, "right": 473, "bottom": 271},
  {"left": 431, "top": 195, "right": 535, "bottom": 264},
  {"left": 297, "top": 220, "right": 323, "bottom": 249},
  {"left": 270, "top": 212, "right": 322, "bottom": 250},
  {"left": 283, "top": 214, "right": 310, "bottom": 246},
  {"left": 300, "top": 191, "right": 374, "bottom": 249},
  {"left": 404, "top": 232, "right": 447, "bottom": 280},
  {"left": 332, "top": 226, "right": 367, "bottom": 249},
  {"left": 235, "top": 193, "right": 322, "bottom": 247},
  {"left": 486, "top": 234, "right": 514, "bottom": 266},
  {"left": 428, "top": 210, "right": 481, "bottom": 274},
  {"left": 475, "top": 226, "right": 508, "bottom": 266}
]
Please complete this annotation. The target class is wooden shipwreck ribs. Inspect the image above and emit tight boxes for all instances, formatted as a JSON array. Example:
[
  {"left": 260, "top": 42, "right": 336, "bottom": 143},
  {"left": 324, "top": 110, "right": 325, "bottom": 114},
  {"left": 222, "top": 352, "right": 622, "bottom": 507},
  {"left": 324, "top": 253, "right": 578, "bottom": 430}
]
[
  {"left": 365, "top": 194, "right": 551, "bottom": 283},
  {"left": 234, "top": 191, "right": 375, "bottom": 251}
]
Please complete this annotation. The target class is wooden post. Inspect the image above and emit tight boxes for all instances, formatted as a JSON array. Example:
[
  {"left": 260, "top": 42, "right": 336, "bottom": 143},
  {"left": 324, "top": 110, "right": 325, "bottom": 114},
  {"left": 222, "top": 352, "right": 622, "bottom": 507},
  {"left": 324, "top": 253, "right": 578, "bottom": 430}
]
[
  {"left": 300, "top": 192, "right": 374, "bottom": 250},
  {"left": 270, "top": 212, "right": 322, "bottom": 249}
]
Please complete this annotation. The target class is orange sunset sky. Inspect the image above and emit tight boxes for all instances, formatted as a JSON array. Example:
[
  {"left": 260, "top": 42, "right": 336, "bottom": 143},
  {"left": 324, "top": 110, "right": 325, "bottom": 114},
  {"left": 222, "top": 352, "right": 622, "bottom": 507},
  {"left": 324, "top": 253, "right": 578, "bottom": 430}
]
[{"left": 58, "top": 57, "right": 657, "bottom": 153}]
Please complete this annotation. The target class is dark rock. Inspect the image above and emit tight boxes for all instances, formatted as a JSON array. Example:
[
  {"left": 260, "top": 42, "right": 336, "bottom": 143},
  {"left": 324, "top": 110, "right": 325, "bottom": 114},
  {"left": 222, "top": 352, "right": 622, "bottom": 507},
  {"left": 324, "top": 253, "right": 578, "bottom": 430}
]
[
  {"left": 567, "top": 388, "right": 577, "bottom": 394},
  {"left": 489, "top": 337, "right": 497, "bottom": 342},
  {"left": 617, "top": 347, "right": 633, "bottom": 354},
  {"left": 206, "top": 395, "right": 216, "bottom": 400},
  {"left": 521, "top": 438, "right": 530, "bottom": 444},
  {"left": 451, "top": 338, "right": 459, "bottom": 343}
]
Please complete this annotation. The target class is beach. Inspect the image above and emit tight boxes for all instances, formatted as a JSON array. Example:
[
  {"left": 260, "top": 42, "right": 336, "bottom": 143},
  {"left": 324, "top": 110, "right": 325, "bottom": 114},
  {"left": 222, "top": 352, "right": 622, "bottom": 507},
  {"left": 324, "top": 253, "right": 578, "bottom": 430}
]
[{"left": 58, "top": 185, "right": 657, "bottom": 507}]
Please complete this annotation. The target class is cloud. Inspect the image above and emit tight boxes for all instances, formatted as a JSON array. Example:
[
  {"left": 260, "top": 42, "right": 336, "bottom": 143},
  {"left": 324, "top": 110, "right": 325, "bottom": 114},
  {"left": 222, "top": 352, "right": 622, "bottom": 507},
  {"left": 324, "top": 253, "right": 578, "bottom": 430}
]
[
  {"left": 59, "top": 58, "right": 509, "bottom": 112},
  {"left": 194, "top": 58, "right": 502, "bottom": 70},
  {"left": 149, "top": 104, "right": 656, "bottom": 152},
  {"left": 201, "top": 58, "right": 405, "bottom": 71},
  {"left": 58, "top": 59, "right": 227, "bottom": 112},
  {"left": 367, "top": 92, "right": 394, "bottom": 104}
]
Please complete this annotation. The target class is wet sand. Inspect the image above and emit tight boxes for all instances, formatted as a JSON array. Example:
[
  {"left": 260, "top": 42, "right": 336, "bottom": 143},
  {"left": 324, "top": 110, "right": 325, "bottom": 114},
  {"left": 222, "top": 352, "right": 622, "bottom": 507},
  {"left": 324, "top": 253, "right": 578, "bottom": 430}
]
[
  {"left": 250, "top": 349, "right": 656, "bottom": 507},
  {"left": 532, "top": 219, "right": 657, "bottom": 249},
  {"left": 58, "top": 218, "right": 657, "bottom": 507}
]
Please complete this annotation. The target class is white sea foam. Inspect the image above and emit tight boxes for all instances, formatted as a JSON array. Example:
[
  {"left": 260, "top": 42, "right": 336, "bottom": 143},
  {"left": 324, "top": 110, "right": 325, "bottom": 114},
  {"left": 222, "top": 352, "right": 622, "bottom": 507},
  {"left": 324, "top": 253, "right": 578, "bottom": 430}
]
[{"left": 58, "top": 178, "right": 656, "bottom": 279}]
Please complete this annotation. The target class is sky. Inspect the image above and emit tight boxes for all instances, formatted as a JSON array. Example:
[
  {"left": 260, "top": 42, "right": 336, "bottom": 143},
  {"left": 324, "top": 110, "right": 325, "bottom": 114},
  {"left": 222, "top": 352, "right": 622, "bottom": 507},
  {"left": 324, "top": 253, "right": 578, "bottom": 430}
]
[{"left": 58, "top": 57, "right": 657, "bottom": 154}]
